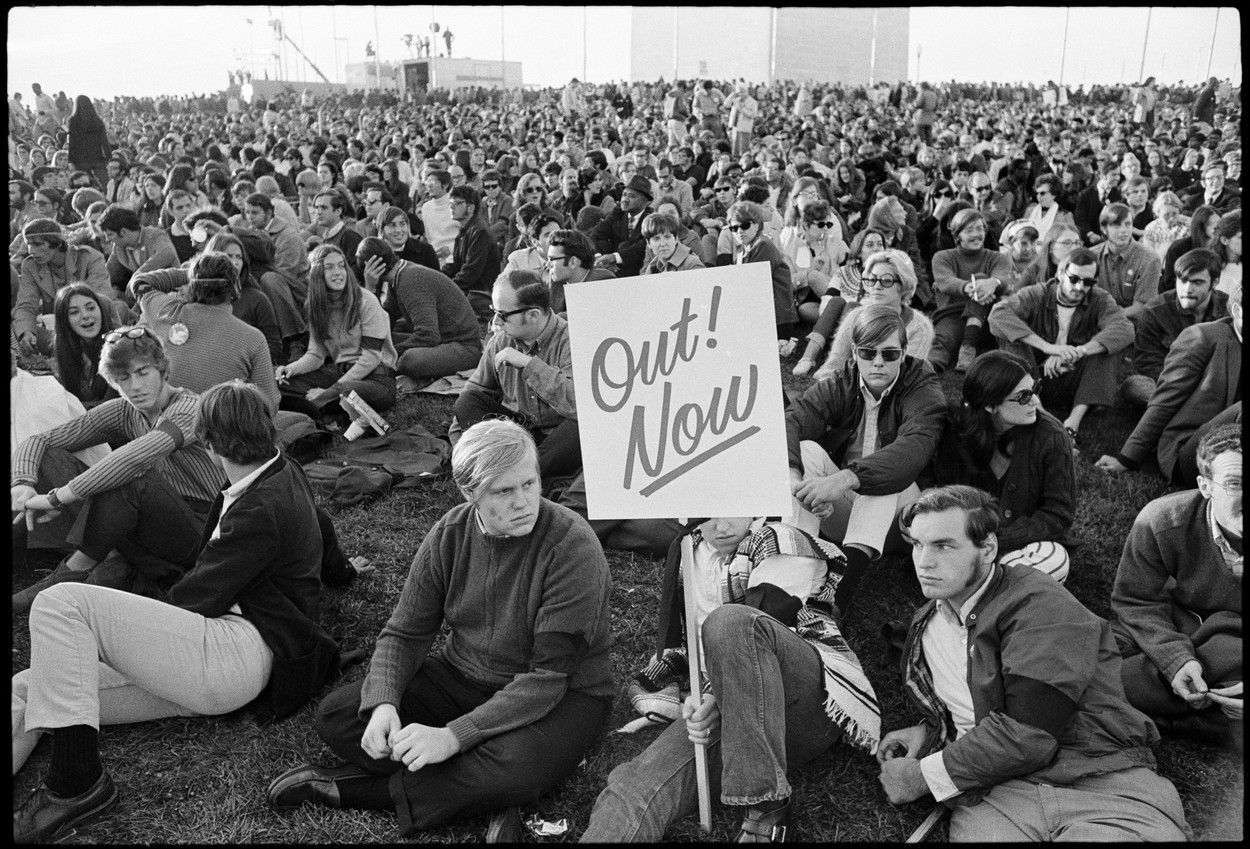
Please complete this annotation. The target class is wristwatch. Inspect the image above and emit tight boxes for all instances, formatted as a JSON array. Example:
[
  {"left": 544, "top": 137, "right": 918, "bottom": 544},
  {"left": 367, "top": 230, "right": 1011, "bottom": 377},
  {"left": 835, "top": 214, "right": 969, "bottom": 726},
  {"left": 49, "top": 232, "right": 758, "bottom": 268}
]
[{"left": 45, "top": 488, "right": 62, "bottom": 509}]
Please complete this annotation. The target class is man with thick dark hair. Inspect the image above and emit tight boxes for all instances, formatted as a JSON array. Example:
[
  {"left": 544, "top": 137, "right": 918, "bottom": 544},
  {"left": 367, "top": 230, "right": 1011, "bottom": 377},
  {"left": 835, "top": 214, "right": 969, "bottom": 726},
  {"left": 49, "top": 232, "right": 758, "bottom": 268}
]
[
  {"left": 545, "top": 228, "right": 613, "bottom": 314},
  {"left": 97, "top": 203, "right": 179, "bottom": 294},
  {"left": 878, "top": 485, "right": 1189, "bottom": 841},
  {"left": 14, "top": 381, "right": 339, "bottom": 843},
  {"left": 442, "top": 185, "right": 500, "bottom": 320}
]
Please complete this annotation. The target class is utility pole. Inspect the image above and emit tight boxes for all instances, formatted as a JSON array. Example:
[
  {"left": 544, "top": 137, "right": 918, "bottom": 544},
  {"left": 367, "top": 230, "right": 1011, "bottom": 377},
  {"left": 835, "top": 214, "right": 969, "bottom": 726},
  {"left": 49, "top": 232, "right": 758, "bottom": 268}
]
[
  {"left": 373, "top": 6, "right": 384, "bottom": 93},
  {"left": 1206, "top": 7, "right": 1220, "bottom": 79},
  {"left": 916, "top": 44, "right": 922, "bottom": 84},
  {"left": 1059, "top": 7, "right": 1070, "bottom": 86},
  {"left": 1137, "top": 7, "right": 1152, "bottom": 82},
  {"left": 582, "top": 6, "right": 588, "bottom": 81},
  {"left": 500, "top": 5, "right": 506, "bottom": 92},
  {"left": 868, "top": 9, "right": 879, "bottom": 86},
  {"left": 673, "top": 9, "right": 679, "bottom": 81},
  {"left": 767, "top": 8, "right": 776, "bottom": 84}
]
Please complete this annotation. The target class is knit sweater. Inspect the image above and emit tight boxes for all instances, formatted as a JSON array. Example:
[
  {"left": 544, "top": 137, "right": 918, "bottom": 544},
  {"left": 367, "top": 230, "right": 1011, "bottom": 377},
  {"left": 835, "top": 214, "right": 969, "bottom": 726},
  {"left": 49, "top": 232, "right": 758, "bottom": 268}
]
[
  {"left": 358, "top": 498, "right": 614, "bottom": 752},
  {"left": 1111, "top": 489, "right": 1242, "bottom": 684},
  {"left": 11, "top": 387, "right": 225, "bottom": 504},
  {"left": 131, "top": 270, "right": 280, "bottom": 414},
  {"left": 931, "top": 246, "right": 1013, "bottom": 314},
  {"left": 390, "top": 261, "right": 481, "bottom": 351}
]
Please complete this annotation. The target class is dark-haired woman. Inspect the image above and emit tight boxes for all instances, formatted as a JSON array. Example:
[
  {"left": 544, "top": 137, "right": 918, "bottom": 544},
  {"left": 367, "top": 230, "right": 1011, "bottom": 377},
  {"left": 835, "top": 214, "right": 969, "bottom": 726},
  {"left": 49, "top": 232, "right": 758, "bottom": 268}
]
[
  {"left": 51, "top": 284, "right": 120, "bottom": 409},
  {"left": 66, "top": 95, "right": 110, "bottom": 189},
  {"left": 1161, "top": 205, "right": 1221, "bottom": 294},
  {"left": 927, "top": 350, "right": 1075, "bottom": 583},
  {"left": 275, "top": 244, "right": 397, "bottom": 419}
]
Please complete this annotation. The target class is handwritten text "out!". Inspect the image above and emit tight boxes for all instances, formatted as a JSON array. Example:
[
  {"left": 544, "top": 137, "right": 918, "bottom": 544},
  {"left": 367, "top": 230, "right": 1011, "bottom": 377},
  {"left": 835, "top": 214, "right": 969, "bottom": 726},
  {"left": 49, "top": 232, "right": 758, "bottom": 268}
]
[{"left": 588, "top": 287, "right": 760, "bottom": 496}]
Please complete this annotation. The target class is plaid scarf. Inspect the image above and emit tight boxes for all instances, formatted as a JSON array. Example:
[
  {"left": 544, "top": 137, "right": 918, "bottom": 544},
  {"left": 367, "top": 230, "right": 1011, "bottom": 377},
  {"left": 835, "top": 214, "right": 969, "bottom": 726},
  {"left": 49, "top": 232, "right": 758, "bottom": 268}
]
[
  {"left": 641, "top": 522, "right": 881, "bottom": 754},
  {"left": 901, "top": 603, "right": 959, "bottom": 752}
]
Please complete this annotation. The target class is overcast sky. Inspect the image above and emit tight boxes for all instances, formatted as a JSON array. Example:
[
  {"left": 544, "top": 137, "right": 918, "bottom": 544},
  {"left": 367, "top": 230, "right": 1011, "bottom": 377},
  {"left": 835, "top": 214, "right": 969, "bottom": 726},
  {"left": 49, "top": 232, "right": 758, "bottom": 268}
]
[{"left": 7, "top": 5, "right": 1241, "bottom": 99}]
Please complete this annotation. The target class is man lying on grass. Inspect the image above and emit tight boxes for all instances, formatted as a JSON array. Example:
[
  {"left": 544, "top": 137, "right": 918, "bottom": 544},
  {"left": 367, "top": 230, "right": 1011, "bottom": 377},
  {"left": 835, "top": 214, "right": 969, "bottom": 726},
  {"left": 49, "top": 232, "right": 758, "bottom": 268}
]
[
  {"left": 268, "top": 419, "right": 614, "bottom": 840},
  {"left": 13, "top": 381, "right": 341, "bottom": 844},
  {"left": 878, "top": 485, "right": 1190, "bottom": 841}
]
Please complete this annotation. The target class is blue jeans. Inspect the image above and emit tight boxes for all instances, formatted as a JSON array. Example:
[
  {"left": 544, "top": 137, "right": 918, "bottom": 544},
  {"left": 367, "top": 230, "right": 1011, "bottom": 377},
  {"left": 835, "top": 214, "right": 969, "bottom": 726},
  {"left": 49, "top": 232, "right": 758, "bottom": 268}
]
[{"left": 581, "top": 605, "right": 842, "bottom": 842}]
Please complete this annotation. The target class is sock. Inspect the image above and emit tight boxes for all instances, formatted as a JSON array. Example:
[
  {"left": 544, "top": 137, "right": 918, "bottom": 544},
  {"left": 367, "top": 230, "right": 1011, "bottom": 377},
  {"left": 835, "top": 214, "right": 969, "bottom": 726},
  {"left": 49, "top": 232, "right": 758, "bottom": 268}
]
[
  {"left": 960, "top": 321, "right": 983, "bottom": 348},
  {"left": 45, "top": 725, "right": 102, "bottom": 797},
  {"left": 834, "top": 546, "right": 874, "bottom": 614},
  {"left": 336, "top": 773, "right": 396, "bottom": 811}
]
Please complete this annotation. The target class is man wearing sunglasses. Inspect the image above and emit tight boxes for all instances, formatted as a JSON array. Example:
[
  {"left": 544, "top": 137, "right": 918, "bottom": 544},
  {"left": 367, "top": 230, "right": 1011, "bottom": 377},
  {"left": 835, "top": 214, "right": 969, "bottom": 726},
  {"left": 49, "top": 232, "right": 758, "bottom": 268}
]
[
  {"left": 453, "top": 269, "right": 581, "bottom": 480},
  {"left": 989, "top": 246, "right": 1134, "bottom": 445},
  {"left": 786, "top": 306, "right": 946, "bottom": 616},
  {"left": 12, "top": 326, "right": 229, "bottom": 612}
]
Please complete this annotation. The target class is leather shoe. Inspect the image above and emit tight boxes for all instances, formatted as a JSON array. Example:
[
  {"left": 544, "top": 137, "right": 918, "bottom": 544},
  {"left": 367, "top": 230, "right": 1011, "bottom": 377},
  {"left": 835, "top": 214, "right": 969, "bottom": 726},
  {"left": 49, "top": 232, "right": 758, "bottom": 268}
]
[
  {"left": 266, "top": 762, "right": 368, "bottom": 810},
  {"left": 14, "top": 770, "right": 118, "bottom": 844},
  {"left": 736, "top": 797, "right": 791, "bottom": 842},
  {"left": 13, "top": 559, "right": 90, "bottom": 615}
]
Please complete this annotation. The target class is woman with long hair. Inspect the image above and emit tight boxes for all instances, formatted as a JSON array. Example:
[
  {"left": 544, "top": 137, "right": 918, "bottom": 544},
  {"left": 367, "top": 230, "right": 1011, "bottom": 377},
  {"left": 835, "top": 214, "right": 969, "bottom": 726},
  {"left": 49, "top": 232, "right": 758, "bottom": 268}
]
[
  {"left": 1162, "top": 205, "right": 1221, "bottom": 293},
  {"left": 1017, "top": 221, "right": 1082, "bottom": 289},
  {"left": 274, "top": 244, "right": 398, "bottom": 419},
  {"left": 380, "top": 159, "right": 411, "bottom": 214},
  {"left": 204, "top": 230, "right": 285, "bottom": 363},
  {"left": 828, "top": 158, "right": 866, "bottom": 218},
  {"left": 66, "top": 95, "right": 109, "bottom": 189},
  {"left": 136, "top": 172, "right": 164, "bottom": 229},
  {"left": 51, "top": 283, "right": 119, "bottom": 409},
  {"left": 1207, "top": 209, "right": 1241, "bottom": 297},
  {"left": 162, "top": 163, "right": 208, "bottom": 210},
  {"left": 927, "top": 350, "right": 1075, "bottom": 583}
]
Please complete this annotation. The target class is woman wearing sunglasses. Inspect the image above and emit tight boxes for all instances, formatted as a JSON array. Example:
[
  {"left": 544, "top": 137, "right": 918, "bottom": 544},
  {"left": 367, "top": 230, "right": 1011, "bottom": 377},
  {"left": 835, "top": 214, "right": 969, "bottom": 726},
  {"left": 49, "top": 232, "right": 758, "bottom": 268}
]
[
  {"left": 779, "top": 198, "right": 849, "bottom": 324},
  {"left": 925, "top": 350, "right": 1075, "bottom": 583},
  {"left": 727, "top": 200, "right": 798, "bottom": 352},
  {"left": 812, "top": 249, "right": 935, "bottom": 382}
]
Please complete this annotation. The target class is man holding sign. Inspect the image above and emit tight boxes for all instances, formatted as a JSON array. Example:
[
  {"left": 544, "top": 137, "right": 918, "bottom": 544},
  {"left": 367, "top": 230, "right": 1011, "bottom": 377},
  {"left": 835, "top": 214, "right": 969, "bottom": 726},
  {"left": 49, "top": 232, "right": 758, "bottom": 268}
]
[{"left": 581, "top": 518, "right": 880, "bottom": 842}]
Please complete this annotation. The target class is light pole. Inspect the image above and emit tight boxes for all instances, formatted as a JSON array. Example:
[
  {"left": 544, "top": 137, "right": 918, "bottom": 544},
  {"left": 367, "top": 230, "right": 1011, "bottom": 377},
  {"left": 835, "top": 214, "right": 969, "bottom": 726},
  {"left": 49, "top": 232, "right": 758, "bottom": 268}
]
[
  {"left": 582, "top": 6, "right": 588, "bottom": 82},
  {"left": 1137, "top": 7, "right": 1152, "bottom": 82},
  {"left": 1206, "top": 7, "right": 1220, "bottom": 80},
  {"left": 1059, "top": 7, "right": 1070, "bottom": 86},
  {"left": 335, "top": 37, "right": 348, "bottom": 85},
  {"left": 915, "top": 44, "right": 922, "bottom": 85},
  {"left": 373, "top": 6, "right": 384, "bottom": 93}
]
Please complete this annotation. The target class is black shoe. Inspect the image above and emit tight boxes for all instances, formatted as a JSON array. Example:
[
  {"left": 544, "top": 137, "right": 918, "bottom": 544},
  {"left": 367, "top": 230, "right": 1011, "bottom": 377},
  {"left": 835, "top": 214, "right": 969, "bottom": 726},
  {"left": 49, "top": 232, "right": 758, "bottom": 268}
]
[
  {"left": 485, "top": 806, "right": 522, "bottom": 843},
  {"left": 736, "top": 798, "right": 791, "bottom": 843},
  {"left": 14, "top": 770, "right": 118, "bottom": 844},
  {"left": 1154, "top": 711, "right": 1233, "bottom": 748},
  {"left": 266, "top": 762, "right": 368, "bottom": 810}
]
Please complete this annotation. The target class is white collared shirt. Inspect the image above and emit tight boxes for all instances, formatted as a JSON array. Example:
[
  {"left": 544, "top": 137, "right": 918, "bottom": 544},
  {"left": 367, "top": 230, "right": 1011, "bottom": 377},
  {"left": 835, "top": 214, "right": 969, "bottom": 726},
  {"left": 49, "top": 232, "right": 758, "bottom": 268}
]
[
  {"left": 918, "top": 566, "right": 996, "bottom": 802},
  {"left": 844, "top": 372, "right": 900, "bottom": 465},
  {"left": 211, "top": 451, "right": 281, "bottom": 542}
]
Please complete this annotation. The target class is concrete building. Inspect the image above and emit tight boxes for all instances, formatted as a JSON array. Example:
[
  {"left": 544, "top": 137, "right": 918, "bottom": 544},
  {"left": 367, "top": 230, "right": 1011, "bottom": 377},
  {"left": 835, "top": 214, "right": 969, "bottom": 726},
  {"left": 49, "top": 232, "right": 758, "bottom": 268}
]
[
  {"left": 630, "top": 7, "right": 910, "bottom": 85},
  {"left": 398, "top": 57, "right": 523, "bottom": 93}
]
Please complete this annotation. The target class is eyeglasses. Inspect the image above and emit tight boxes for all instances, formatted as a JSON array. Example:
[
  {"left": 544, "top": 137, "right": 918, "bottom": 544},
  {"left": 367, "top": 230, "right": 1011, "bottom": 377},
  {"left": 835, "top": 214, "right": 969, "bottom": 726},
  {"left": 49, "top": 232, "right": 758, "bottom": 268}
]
[
  {"left": 715, "top": 186, "right": 733, "bottom": 193},
  {"left": 493, "top": 306, "right": 530, "bottom": 322},
  {"left": 808, "top": 220, "right": 835, "bottom": 229},
  {"left": 1005, "top": 387, "right": 1037, "bottom": 405},
  {"left": 854, "top": 346, "right": 903, "bottom": 362},
  {"left": 104, "top": 327, "right": 149, "bottom": 343},
  {"left": 1209, "top": 478, "right": 1243, "bottom": 496},
  {"left": 973, "top": 185, "right": 992, "bottom": 193},
  {"left": 1065, "top": 272, "right": 1098, "bottom": 288},
  {"left": 935, "top": 190, "right": 952, "bottom": 198},
  {"left": 1053, "top": 238, "right": 1081, "bottom": 248},
  {"left": 545, "top": 254, "right": 574, "bottom": 266},
  {"left": 523, "top": 186, "right": 543, "bottom": 194},
  {"left": 727, "top": 222, "right": 752, "bottom": 232},
  {"left": 861, "top": 274, "right": 901, "bottom": 290},
  {"left": 482, "top": 182, "right": 500, "bottom": 189}
]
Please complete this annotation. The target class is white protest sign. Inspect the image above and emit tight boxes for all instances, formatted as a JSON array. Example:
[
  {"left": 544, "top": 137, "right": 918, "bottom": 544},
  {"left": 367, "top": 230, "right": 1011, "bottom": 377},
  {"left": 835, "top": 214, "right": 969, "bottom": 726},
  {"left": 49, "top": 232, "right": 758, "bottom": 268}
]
[{"left": 565, "top": 263, "right": 792, "bottom": 520}]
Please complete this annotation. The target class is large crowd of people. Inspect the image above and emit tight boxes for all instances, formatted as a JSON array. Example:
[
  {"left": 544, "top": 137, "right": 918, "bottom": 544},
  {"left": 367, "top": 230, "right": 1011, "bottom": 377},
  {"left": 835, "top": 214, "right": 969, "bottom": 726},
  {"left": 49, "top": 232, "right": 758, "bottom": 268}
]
[{"left": 9, "top": 68, "right": 1242, "bottom": 844}]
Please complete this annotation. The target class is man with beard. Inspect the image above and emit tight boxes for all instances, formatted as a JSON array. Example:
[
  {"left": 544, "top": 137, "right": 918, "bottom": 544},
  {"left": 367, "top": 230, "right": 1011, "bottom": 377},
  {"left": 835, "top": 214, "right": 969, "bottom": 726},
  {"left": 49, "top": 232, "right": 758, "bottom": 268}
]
[{"left": 1121, "top": 248, "right": 1228, "bottom": 408}]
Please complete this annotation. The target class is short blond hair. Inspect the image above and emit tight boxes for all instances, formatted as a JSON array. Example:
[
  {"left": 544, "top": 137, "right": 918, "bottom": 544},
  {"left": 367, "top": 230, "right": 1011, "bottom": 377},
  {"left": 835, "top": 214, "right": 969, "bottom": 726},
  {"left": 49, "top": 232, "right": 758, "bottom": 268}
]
[{"left": 451, "top": 419, "right": 539, "bottom": 502}]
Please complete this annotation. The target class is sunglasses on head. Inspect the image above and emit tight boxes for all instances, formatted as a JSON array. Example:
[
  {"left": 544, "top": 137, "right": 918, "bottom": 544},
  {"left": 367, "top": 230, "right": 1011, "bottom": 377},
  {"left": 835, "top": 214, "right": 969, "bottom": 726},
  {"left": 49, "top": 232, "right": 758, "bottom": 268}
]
[
  {"left": 104, "top": 327, "right": 149, "bottom": 344},
  {"left": 854, "top": 346, "right": 904, "bottom": 362}
]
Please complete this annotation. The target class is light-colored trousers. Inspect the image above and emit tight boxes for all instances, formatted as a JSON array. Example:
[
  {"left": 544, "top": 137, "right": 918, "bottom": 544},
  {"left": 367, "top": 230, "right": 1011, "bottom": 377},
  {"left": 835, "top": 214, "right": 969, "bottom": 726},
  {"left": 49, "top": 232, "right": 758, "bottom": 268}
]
[
  {"left": 13, "top": 583, "right": 273, "bottom": 776},
  {"left": 788, "top": 440, "right": 920, "bottom": 557}
]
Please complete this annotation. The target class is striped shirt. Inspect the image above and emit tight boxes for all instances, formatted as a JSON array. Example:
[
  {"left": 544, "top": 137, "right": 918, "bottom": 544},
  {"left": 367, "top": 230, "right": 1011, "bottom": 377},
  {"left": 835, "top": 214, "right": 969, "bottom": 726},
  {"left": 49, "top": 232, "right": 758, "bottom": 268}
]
[{"left": 11, "top": 387, "right": 226, "bottom": 504}]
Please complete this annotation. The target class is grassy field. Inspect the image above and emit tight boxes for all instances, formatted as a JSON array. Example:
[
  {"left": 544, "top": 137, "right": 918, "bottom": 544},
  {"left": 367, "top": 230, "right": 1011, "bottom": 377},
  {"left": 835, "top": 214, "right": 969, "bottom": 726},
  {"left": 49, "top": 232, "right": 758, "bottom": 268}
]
[{"left": 11, "top": 353, "right": 1244, "bottom": 843}]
